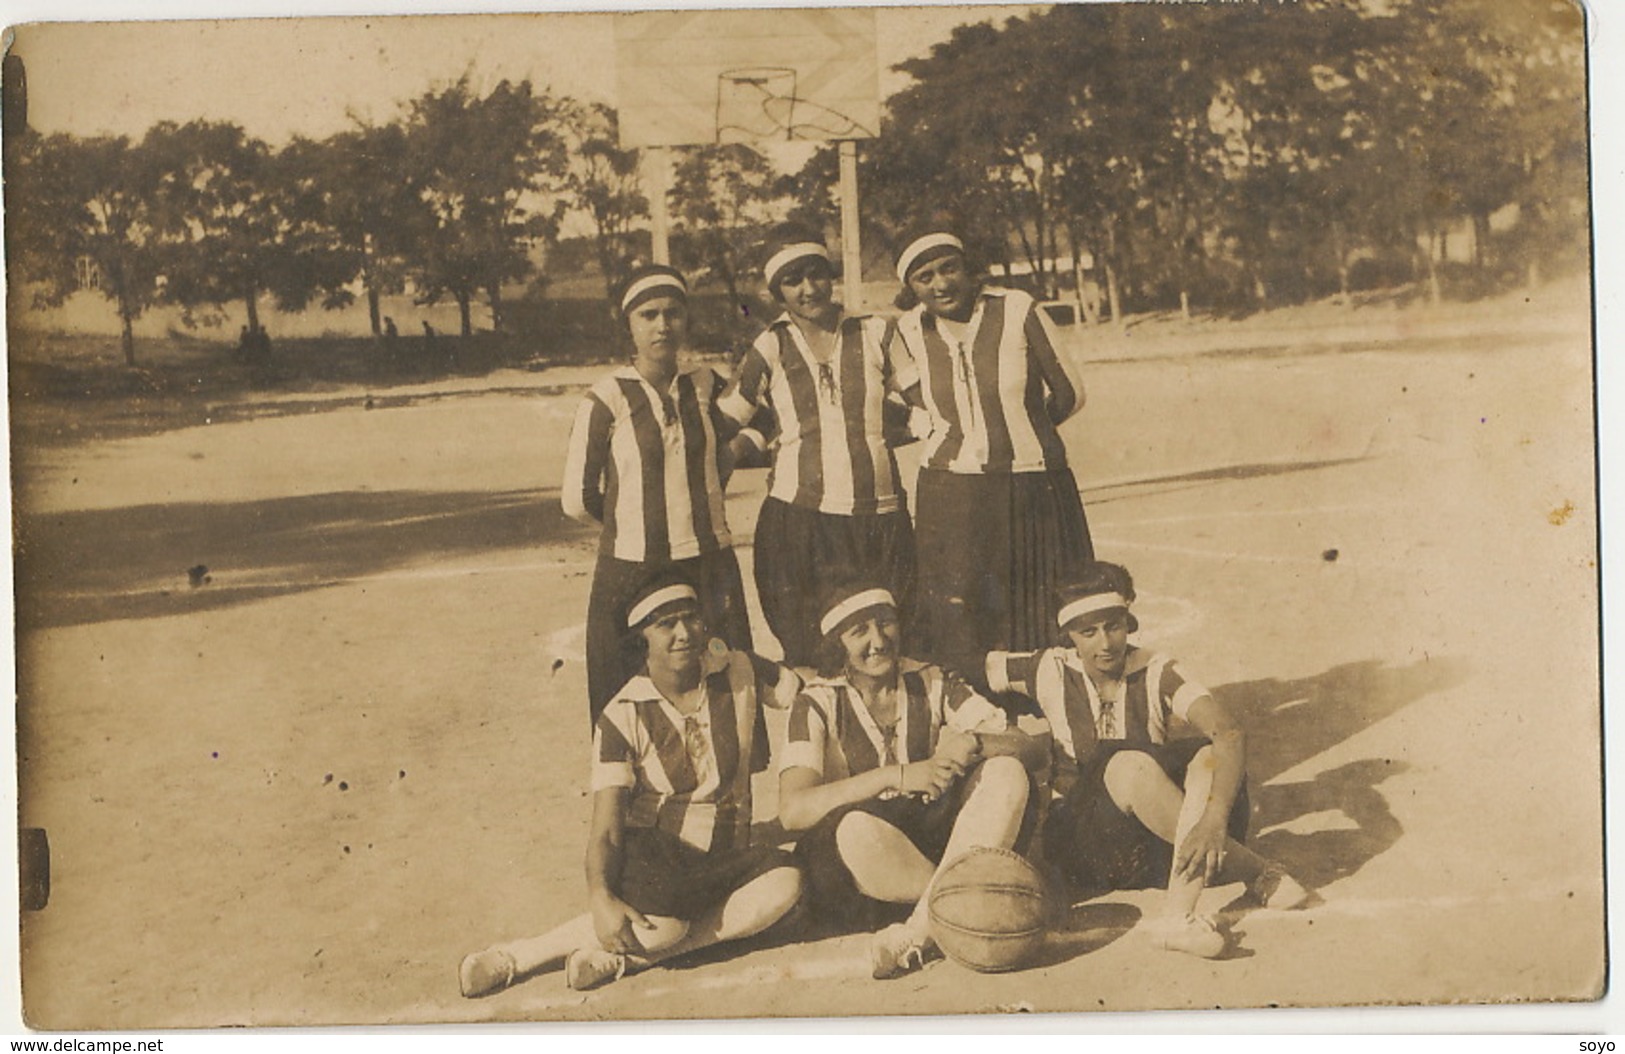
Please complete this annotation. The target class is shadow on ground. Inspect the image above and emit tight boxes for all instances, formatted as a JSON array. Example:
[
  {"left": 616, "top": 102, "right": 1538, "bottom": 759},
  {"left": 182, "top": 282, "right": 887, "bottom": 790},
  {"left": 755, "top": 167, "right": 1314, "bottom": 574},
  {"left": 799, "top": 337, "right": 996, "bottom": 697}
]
[
  {"left": 1210, "top": 655, "right": 1469, "bottom": 889},
  {"left": 14, "top": 488, "right": 589, "bottom": 630},
  {"left": 1026, "top": 902, "right": 1141, "bottom": 968}
]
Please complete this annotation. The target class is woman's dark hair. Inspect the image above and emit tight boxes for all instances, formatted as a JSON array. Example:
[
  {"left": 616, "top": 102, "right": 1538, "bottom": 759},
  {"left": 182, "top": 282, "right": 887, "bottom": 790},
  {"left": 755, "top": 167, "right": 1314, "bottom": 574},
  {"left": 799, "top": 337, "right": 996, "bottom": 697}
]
[{"left": 1054, "top": 560, "right": 1139, "bottom": 644}]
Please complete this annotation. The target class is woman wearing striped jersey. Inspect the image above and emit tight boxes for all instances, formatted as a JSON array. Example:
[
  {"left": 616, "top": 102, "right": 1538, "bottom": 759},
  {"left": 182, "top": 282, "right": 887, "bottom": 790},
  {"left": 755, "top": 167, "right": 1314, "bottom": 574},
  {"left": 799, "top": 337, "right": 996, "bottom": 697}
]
[
  {"left": 890, "top": 226, "right": 1094, "bottom": 680},
  {"left": 985, "top": 562, "right": 1309, "bottom": 958},
  {"left": 718, "top": 224, "right": 918, "bottom": 668},
  {"left": 778, "top": 580, "right": 1033, "bottom": 980},
  {"left": 459, "top": 577, "right": 803, "bottom": 996},
  {"left": 563, "top": 264, "right": 765, "bottom": 727}
]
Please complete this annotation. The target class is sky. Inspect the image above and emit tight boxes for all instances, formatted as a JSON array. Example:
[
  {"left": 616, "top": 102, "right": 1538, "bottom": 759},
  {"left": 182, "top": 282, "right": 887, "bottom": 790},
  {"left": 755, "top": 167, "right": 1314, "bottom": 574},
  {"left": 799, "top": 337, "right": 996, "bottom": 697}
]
[{"left": 4, "top": 2, "right": 1041, "bottom": 146}]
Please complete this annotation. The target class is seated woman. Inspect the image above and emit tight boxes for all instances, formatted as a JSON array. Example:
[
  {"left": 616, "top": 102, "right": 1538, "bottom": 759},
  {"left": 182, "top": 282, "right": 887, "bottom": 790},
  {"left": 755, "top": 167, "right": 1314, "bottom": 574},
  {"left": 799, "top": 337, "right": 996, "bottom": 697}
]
[
  {"left": 985, "top": 561, "right": 1310, "bottom": 958},
  {"left": 777, "top": 581, "right": 1033, "bottom": 980},
  {"left": 459, "top": 576, "right": 803, "bottom": 997}
]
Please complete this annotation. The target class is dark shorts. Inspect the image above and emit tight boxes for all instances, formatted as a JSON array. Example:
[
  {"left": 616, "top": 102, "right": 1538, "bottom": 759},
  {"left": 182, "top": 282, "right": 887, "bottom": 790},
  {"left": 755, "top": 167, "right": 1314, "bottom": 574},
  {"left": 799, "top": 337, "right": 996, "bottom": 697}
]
[
  {"left": 619, "top": 826, "right": 796, "bottom": 921},
  {"left": 793, "top": 763, "right": 1040, "bottom": 930},
  {"left": 1045, "top": 739, "right": 1251, "bottom": 893}
]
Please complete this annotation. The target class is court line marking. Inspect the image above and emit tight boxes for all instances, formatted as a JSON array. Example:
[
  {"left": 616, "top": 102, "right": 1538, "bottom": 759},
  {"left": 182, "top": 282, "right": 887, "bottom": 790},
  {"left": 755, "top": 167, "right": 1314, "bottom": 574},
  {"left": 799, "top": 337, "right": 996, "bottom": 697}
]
[
  {"left": 1096, "top": 536, "right": 1414, "bottom": 569},
  {"left": 41, "top": 558, "right": 601, "bottom": 604},
  {"left": 1099, "top": 502, "right": 1405, "bottom": 528}
]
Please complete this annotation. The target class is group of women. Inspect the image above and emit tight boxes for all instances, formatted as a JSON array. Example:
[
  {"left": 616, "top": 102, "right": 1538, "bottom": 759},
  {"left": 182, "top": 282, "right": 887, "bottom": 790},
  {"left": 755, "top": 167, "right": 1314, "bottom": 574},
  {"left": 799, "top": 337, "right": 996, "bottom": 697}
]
[{"left": 457, "top": 224, "right": 1309, "bottom": 999}]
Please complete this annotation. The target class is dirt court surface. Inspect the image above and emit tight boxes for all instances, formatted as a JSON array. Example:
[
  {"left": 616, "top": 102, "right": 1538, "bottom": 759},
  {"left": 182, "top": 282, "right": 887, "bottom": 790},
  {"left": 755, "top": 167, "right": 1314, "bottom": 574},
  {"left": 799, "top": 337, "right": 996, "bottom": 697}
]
[{"left": 11, "top": 281, "right": 1605, "bottom": 1028}]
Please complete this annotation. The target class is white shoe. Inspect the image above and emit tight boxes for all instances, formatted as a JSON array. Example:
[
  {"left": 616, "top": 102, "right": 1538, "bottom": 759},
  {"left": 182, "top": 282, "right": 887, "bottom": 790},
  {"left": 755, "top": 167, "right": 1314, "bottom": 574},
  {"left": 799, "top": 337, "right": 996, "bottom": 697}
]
[
  {"left": 459, "top": 948, "right": 518, "bottom": 998},
  {"left": 870, "top": 923, "right": 940, "bottom": 980},
  {"left": 1145, "top": 913, "right": 1227, "bottom": 959},
  {"left": 1250, "top": 863, "right": 1312, "bottom": 910},
  {"left": 565, "top": 947, "right": 628, "bottom": 991}
]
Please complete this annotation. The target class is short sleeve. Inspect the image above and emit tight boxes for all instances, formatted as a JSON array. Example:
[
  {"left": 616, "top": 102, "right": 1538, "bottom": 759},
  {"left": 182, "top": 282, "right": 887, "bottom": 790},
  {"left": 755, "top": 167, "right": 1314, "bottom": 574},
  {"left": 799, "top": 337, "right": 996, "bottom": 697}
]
[
  {"left": 780, "top": 692, "right": 828, "bottom": 776},
  {"left": 1160, "top": 659, "right": 1210, "bottom": 721},
  {"left": 885, "top": 317, "right": 922, "bottom": 394},
  {"left": 749, "top": 652, "right": 803, "bottom": 711},
  {"left": 942, "top": 672, "right": 1008, "bottom": 735},
  {"left": 718, "top": 341, "right": 773, "bottom": 424},
  {"left": 590, "top": 708, "right": 638, "bottom": 792},
  {"left": 986, "top": 650, "right": 1044, "bottom": 696}
]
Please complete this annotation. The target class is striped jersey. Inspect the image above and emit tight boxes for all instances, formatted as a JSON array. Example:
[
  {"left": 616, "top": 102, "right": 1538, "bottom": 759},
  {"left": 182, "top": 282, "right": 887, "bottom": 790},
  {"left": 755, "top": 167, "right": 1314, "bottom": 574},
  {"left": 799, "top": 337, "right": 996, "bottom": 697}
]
[
  {"left": 986, "top": 645, "right": 1209, "bottom": 791},
  {"left": 892, "top": 287, "right": 1085, "bottom": 475},
  {"left": 781, "top": 660, "right": 1007, "bottom": 783},
  {"left": 718, "top": 312, "right": 910, "bottom": 516},
  {"left": 591, "top": 649, "right": 801, "bottom": 853},
  {"left": 562, "top": 364, "right": 733, "bottom": 562}
]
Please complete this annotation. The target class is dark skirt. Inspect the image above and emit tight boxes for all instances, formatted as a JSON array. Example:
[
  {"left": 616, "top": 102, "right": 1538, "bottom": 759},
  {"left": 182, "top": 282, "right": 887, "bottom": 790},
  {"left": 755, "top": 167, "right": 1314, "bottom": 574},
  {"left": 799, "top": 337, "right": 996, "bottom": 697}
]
[
  {"left": 585, "top": 548, "right": 753, "bottom": 729},
  {"left": 1044, "top": 739, "right": 1251, "bottom": 893},
  {"left": 752, "top": 496, "right": 917, "bottom": 668},
  {"left": 912, "top": 466, "right": 1093, "bottom": 681},
  {"left": 620, "top": 826, "right": 796, "bottom": 920}
]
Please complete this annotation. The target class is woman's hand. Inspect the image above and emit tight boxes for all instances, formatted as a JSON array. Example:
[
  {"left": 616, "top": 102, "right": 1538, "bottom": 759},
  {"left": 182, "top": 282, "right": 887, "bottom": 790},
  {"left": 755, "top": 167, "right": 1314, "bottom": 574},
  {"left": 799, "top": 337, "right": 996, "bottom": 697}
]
[
  {"left": 1174, "top": 813, "right": 1231, "bottom": 884},
  {"left": 590, "top": 891, "right": 653, "bottom": 955},
  {"left": 933, "top": 729, "right": 981, "bottom": 769},
  {"left": 901, "top": 756, "right": 964, "bottom": 801}
]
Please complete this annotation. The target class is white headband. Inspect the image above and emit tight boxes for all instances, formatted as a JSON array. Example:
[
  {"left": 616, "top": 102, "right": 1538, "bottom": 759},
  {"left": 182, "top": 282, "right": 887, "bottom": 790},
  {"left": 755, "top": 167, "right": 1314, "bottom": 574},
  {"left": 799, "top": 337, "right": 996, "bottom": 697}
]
[
  {"left": 1057, "top": 591, "right": 1130, "bottom": 630},
  {"left": 620, "top": 273, "right": 687, "bottom": 314},
  {"left": 765, "top": 243, "right": 830, "bottom": 288},
  {"left": 820, "top": 588, "right": 897, "bottom": 637},
  {"left": 627, "top": 584, "right": 699, "bottom": 628},
  {"left": 896, "top": 233, "right": 964, "bottom": 283}
]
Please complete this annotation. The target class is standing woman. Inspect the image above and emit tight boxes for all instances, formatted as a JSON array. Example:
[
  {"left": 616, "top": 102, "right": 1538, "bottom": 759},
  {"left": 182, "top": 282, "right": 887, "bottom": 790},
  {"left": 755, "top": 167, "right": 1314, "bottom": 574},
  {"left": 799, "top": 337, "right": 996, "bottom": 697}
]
[
  {"left": 563, "top": 264, "right": 760, "bottom": 727},
  {"left": 718, "top": 224, "right": 917, "bottom": 668},
  {"left": 890, "top": 226, "right": 1094, "bottom": 680}
]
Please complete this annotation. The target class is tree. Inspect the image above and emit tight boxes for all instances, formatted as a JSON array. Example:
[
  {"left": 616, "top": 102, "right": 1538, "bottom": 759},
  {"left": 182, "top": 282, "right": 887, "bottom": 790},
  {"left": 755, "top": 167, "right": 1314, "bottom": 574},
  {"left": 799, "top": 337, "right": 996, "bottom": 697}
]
[
  {"left": 293, "top": 123, "right": 421, "bottom": 336},
  {"left": 6, "top": 131, "right": 167, "bottom": 365},
  {"left": 145, "top": 120, "right": 351, "bottom": 337},
  {"left": 401, "top": 75, "right": 569, "bottom": 337},
  {"left": 559, "top": 101, "right": 647, "bottom": 303},
  {"left": 669, "top": 143, "right": 785, "bottom": 325}
]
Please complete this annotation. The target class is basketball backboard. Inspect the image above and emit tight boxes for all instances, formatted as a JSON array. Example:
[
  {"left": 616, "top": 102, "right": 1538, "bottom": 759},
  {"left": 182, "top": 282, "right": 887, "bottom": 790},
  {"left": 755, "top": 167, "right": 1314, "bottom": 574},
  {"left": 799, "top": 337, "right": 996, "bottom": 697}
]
[{"left": 613, "top": 8, "right": 880, "bottom": 148}]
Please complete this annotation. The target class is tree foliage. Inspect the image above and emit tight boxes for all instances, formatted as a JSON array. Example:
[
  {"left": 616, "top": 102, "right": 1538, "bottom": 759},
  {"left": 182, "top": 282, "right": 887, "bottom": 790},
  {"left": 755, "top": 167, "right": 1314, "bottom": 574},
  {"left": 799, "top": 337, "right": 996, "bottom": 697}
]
[
  {"left": 6, "top": 131, "right": 169, "bottom": 364},
  {"left": 559, "top": 100, "right": 648, "bottom": 303},
  {"left": 400, "top": 75, "right": 570, "bottom": 336},
  {"left": 823, "top": 0, "right": 1586, "bottom": 317}
]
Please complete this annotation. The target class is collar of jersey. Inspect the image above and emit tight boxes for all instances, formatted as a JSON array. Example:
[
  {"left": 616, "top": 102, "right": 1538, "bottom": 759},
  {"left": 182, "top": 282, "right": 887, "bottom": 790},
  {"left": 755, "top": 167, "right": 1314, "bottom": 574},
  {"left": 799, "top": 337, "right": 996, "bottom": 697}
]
[
  {"left": 768, "top": 310, "right": 870, "bottom": 331},
  {"left": 615, "top": 363, "right": 700, "bottom": 394}
]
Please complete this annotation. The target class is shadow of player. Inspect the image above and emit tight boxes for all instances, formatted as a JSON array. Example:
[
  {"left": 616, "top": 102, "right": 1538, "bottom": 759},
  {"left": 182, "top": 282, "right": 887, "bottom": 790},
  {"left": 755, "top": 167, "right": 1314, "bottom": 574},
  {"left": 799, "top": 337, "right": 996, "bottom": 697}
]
[
  {"left": 1243, "top": 758, "right": 1410, "bottom": 891},
  {"left": 1207, "top": 656, "right": 1466, "bottom": 896},
  {"left": 1023, "top": 902, "right": 1141, "bottom": 968}
]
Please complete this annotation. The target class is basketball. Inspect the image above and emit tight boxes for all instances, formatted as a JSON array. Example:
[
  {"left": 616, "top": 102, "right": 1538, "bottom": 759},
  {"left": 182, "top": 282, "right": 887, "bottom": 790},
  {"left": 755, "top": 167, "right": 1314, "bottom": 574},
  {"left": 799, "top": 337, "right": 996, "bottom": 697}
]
[{"left": 927, "top": 846, "right": 1049, "bottom": 972}]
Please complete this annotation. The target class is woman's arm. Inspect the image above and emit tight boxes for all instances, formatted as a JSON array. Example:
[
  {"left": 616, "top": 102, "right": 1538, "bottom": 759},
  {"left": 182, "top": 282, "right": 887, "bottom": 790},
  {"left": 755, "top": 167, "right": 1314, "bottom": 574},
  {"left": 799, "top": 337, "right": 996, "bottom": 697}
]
[
  {"left": 1173, "top": 693, "right": 1247, "bottom": 880},
  {"left": 778, "top": 759, "right": 964, "bottom": 832},
  {"left": 778, "top": 763, "right": 900, "bottom": 833},
  {"left": 1023, "top": 299, "right": 1086, "bottom": 425},
  {"left": 561, "top": 394, "right": 613, "bottom": 526},
  {"left": 584, "top": 786, "right": 653, "bottom": 953}
]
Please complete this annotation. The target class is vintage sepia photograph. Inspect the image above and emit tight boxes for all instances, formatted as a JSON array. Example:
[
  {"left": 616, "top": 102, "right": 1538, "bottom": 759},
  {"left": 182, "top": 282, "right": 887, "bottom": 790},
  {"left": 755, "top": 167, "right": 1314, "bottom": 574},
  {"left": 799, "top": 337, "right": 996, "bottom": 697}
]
[{"left": 2, "top": 0, "right": 1604, "bottom": 1031}]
